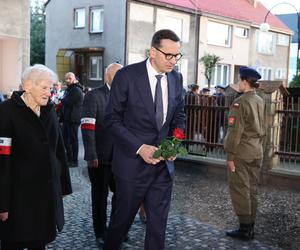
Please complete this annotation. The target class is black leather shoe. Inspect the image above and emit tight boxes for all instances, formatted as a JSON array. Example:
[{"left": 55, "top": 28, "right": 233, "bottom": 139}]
[
  {"left": 226, "top": 224, "right": 253, "bottom": 240},
  {"left": 123, "top": 234, "right": 129, "bottom": 242}
]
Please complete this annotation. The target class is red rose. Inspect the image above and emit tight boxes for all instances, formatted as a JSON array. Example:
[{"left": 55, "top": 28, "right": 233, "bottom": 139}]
[{"left": 173, "top": 128, "right": 185, "bottom": 140}]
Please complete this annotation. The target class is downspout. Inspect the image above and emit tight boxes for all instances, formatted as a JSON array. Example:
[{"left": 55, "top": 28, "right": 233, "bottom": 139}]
[
  {"left": 124, "top": 0, "right": 129, "bottom": 65},
  {"left": 194, "top": 12, "right": 200, "bottom": 83}
]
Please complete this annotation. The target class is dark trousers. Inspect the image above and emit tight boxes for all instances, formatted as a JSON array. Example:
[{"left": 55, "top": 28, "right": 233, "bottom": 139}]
[
  {"left": 103, "top": 164, "right": 173, "bottom": 250},
  {"left": 62, "top": 121, "right": 80, "bottom": 163},
  {"left": 88, "top": 164, "right": 116, "bottom": 238},
  {"left": 0, "top": 240, "right": 46, "bottom": 250}
]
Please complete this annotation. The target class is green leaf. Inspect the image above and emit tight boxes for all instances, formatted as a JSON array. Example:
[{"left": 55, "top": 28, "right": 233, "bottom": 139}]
[
  {"left": 153, "top": 149, "right": 162, "bottom": 159},
  {"left": 178, "top": 147, "right": 188, "bottom": 156}
]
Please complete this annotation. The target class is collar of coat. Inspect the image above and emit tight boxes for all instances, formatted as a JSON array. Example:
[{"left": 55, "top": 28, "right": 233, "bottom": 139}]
[{"left": 11, "top": 91, "right": 54, "bottom": 119}]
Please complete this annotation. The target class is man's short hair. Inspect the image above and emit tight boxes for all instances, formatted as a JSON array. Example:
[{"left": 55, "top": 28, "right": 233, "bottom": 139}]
[{"left": 151, "top": 29, "right": 180, "bottom": 48}]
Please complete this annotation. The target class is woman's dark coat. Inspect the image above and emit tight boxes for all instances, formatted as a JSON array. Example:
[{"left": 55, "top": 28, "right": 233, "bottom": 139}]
[{"left": 0, "top": 91, "right": 72, "bottom": 243}]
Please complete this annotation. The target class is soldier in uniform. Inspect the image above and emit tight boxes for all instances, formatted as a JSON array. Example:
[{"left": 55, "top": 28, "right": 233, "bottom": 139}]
[
  {"left": 224, "top": 66, "right": 265, "bottom": 240},
  {"left": 81, "top": 63, "right": 122, "bottom": 244}
]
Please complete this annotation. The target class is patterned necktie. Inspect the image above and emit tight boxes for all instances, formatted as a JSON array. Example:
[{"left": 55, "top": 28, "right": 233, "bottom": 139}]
[{"left": 155, "top": 75, "right": 164, "bottom": 130}]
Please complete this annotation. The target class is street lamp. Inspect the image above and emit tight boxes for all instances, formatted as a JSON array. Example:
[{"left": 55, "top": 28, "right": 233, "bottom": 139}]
[{"left": 260, "top": 2, "right": 300, "bottom": 76}]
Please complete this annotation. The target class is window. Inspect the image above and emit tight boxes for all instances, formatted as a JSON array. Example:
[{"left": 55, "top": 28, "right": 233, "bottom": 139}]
[
  {"left": 235, "top": 27, "right": 249, "bottom": 38},
  {"left": 89, "top": 56, "right": 103, "bottom": 80},
  {"left": 275, "top": 68, "right": 287, "bottom": 79},
  {"left": 163, "top": 16, "right": 183, "bottom": 39},
  {"left": 277, "top": 34, "right": 289, "bottom": 46},
  {"left": 210, "top": 64, "right": 230, "bottom": 86},
  {"left": 257, "top": 67, "right": 273, "bottom": 80},
  {"left": 207, "top": 21, "right": 232, "bottom": 47},
  {"left": 90, "top": 7, "right": 104, "bottom": 33},
  {"left": 257, "top": 30, "right": 276, "bottom": 55},
  {"left": 74, "top": 8, "right": 85, "bottom": 28}
]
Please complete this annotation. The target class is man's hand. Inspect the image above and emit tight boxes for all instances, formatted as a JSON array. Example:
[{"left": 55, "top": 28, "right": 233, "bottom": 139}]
[
  {"left": 87, "top": 159, "right": 99, "bottom": 168},
  {"left": 227, "top": 160, "right": 236, "bottom": 172},
  {"left": 138, "top": 144, "right": 162, "bottom": 165},
  {"left": 0, "top": 212, "right": 8, "bottom": 222}
]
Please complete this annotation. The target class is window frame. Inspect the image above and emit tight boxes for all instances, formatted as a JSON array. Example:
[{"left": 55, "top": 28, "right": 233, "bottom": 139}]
[
  {"left": 235, "top": 26, "right": 249, "bottom": 38},
  {"left": 207, "top": 21, "right": 232, "bottom": 47},
  {"left": 74, "top": 7, "right": 85, "bottom": 29},
  {"left": 89, "top": 6, "right": 104, "bottom": 33},
  {"left": 257, "top": 30, "right": 276, "bottom": 55},
  {"left": 209, "top": 63, "right": 231, "bottom": 87},
  {"left": 277, "top": 33, "right": 289, "bottom": 46},
  {"left": 89, "top": 56, "right": 103, "bottom": 81},
  {"left": 257, "top": 67, "right": 273, "bottom": 80}
]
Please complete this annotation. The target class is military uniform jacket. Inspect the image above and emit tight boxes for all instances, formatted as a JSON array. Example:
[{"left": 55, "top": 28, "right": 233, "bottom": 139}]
[
  {"left": 0, "top": 91, "right": 72, "bottom": 242},
  {"left": 224, "top": 91, "right": 266, "bottom": 161},
  {"left": 81, "top": 85, "right": 113, "bottom": 165}
]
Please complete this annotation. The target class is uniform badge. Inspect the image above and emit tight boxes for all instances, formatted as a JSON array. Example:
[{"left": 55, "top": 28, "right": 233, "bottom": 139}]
[{"left": 228, "top": 117, "right": 235, "bottom": 126}]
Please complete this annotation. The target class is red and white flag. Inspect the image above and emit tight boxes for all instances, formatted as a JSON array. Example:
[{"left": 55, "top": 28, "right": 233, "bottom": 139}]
[
  {"left": 0, "top": 137, "right": 12, "bottom": 155},
  {"left": 81, "top": 118, "right": 96, "bottom": 131}
]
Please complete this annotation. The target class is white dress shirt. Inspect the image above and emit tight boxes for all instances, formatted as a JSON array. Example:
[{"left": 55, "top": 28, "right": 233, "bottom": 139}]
[
  {"left": 136, "top": 59, "right": 169, "bottom": 154},
  {"left": 146, "top": 58, "right": 168, "bottom": 124}
]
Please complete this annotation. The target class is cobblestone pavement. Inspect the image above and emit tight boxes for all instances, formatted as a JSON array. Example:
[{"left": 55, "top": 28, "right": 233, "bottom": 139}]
[{"left": 46, "top": 166, "right": 282, "bottom": 250}]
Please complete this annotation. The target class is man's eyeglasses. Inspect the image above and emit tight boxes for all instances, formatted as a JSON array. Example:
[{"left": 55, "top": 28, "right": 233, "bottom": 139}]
[{"left": 154, "top": 47, "right": 183, "bottom": 61}]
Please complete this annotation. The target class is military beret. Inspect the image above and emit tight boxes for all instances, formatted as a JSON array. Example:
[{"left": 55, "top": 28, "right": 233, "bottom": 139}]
[
  {"left": 239, "top": 66, "right": 261, "bottom": 79},
  {"left": 202, "top": 88, "right": 210, "bottom": 92},
  {"left": 215, "top": 85, "right": 226, "bottom": 90},
  {"left": 188, "top": 83, "right": 199, "bottom": 89}
]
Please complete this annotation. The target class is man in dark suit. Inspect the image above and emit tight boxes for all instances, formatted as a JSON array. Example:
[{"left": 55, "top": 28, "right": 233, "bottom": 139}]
[
  {"left": 81, "top": 63, "right": 122, "bottom": 244},
  {"left": 103, "top": 29, "right": 185, "bottom": 250}
]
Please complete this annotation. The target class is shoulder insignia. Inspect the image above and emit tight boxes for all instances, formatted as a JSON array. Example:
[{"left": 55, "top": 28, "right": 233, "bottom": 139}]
[{"left": 228, "top": 116, "right": 235, "bottom": 126}]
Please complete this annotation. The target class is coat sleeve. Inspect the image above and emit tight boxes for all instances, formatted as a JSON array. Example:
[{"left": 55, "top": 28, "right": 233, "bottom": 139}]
[
  {"left": 56, "top": 118, "right": 72, "bottom": 196},
  {"left": 170, "top": 74, "right": 186, "bottom": 133},
  {"left": 81, "top": 91, "right": 98, "bottom": 161},
  {"left": 62, "top": 86, "right": 82, "bottom": 107},
  {"left": 0, "top": 103, "right": 12, "bottom": 212},
  {"left": 104, "top": 70, "right": 143, "bottom": 157},
  {"left": 223, "top": 101, "right": 245, "bottom": 161}
]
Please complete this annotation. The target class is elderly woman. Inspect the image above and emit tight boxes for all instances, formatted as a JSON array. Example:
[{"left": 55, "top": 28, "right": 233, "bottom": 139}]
[{"left": 0, "top": 64, "right": 72, "bottom": 250}]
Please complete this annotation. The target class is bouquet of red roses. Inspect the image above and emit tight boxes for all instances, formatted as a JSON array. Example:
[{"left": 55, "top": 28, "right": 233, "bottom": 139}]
[{"left": 153, "top": 128, "right": 188, "bottom": 160}]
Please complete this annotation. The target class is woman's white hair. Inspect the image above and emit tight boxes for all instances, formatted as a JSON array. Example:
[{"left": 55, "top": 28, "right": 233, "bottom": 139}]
[{"left": 21, "top": 64, "right": 57, "bottom": 85}]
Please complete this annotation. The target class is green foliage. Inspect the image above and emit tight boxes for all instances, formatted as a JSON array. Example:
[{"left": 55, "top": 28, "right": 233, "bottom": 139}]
[
  {"left": 153, "top": 137, "right": 188, "bottom": 160},
  {"left": 30, "top": 0, "right": 45, "bottom": 65},
  {"left": 199, "top": 53, "right": 221, "bottom": 89},
  {"left": 289, "top": 74, "right": 300, "bottom": 88}
]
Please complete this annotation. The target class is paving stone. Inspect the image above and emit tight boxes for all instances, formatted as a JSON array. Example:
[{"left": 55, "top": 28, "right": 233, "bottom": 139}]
[{"left": 46, "top": 163, "right": 281, "bottom": 250}]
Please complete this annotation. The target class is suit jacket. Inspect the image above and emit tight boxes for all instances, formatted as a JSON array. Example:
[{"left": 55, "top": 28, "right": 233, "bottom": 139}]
[
  {"left": 104, "top": 60, "right": 185, "bottom": 181},
  {"left": 81, "top": 85, "right": 113, "bottom": 165}
]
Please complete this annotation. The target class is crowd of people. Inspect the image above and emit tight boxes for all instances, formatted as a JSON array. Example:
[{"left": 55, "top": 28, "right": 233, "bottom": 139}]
[{"left": 0, "top": 29, "right": 265, "bottom": 250}]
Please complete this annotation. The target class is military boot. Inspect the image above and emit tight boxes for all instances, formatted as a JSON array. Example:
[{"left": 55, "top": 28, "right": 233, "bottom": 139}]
[{"left": 226, "top": 223, "right": 253, "bottom": 240}]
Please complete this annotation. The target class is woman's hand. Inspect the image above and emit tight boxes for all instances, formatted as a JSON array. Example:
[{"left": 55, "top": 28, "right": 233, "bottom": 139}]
[{"left": 0, "top": 212, "right": 8, "bottom": 222}]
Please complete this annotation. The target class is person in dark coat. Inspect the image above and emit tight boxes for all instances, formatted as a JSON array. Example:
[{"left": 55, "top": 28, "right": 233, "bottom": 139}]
[
  {"left": 61, "top": 72, "right": 83, "bottom": 167},
  {"left": 185, "top": 84, "right": 200, "bottom": 143},
  {"left": 81, "top": 63, "right": 122, "bottom": 244},
  {"left": 0, "top": 64, "right": 72, "bottom": 250}
]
